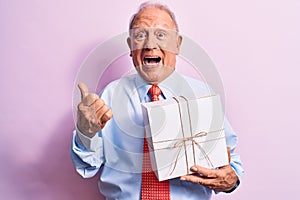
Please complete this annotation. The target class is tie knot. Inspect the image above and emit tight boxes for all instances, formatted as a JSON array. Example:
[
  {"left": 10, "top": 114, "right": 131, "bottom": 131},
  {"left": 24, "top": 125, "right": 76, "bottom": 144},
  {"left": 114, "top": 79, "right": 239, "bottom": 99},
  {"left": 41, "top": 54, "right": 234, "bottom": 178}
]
[{"left": 148, "top": 85, "right": 161, "bottom": 102}]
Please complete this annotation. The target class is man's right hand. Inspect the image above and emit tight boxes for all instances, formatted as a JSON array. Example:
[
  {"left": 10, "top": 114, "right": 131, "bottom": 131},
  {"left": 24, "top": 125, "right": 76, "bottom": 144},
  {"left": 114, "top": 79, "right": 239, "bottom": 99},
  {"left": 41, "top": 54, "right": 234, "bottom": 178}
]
[{"left": 77, "top": 82, "right": 113, "bottom": 138}]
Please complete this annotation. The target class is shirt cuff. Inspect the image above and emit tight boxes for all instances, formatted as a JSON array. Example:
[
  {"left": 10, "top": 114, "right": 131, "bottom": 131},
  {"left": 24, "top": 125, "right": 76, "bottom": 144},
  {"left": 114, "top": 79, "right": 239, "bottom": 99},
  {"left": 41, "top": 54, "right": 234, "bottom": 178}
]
[
  {"left": 76, "top": 127, "right": 101, "bottom": 151},
  {"left": 224, "top": 179, "right": 240, "bottom": 193}
]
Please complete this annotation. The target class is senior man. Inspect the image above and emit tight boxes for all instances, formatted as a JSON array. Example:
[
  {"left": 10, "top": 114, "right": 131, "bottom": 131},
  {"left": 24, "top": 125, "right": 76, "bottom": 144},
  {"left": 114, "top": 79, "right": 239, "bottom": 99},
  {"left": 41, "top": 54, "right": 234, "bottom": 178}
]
[{"left": 71, "top": 2, "right": 244, "bottom": 199}]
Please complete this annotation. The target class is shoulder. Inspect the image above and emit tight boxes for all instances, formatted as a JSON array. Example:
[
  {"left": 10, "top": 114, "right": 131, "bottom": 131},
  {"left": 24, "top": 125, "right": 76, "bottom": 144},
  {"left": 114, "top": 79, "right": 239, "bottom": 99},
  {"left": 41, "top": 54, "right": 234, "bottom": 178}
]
[
  {"left": 179, "top": 74, "right": 214, "bottom": 95},
  {"left": 99, "top": 74, "right": 138, "bottom": 101},
  {"left": 101, "top": 74, "right": 137, "bottom": 92}
]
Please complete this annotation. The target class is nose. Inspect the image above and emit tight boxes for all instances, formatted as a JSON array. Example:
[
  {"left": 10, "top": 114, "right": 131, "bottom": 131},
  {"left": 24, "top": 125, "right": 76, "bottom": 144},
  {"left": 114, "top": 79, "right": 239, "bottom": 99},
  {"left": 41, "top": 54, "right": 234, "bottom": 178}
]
[{"left": 143, "top": 35, "right": 158, "bottom": 50}]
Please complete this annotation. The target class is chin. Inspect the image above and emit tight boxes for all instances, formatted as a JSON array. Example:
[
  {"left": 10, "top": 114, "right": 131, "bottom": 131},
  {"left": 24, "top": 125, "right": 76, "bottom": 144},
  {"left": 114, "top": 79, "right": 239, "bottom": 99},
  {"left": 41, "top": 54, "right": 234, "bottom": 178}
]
[
  {"left": 145, "top": 79, "right": 160, "bottom": 85},
  {"left": 142, "top": 75, "right": 161, "bottom": 85},
  {"left": 145, "top": 73, "right": 170, "bottom": 85}
]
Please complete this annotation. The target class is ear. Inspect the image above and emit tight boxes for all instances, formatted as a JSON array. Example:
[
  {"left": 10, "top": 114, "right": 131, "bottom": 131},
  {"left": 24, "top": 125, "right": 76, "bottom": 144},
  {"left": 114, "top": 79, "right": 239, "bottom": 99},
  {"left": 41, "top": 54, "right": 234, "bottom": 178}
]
[
  {"left": 176, "top": 35, "right": 183, "bottom": 55},
  {"left": 127, "top": 37, "right": 132, "bottom": 57}
]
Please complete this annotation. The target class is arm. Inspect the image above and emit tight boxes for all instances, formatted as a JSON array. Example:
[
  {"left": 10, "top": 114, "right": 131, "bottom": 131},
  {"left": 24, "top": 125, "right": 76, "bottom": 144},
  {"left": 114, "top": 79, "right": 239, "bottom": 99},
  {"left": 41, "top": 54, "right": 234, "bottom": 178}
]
[
  {"left": 70, "top": 83, "right": 113, "bottom": 178},
  {"left": 70, "top": 129, "right": 104, "bottom": 178}
]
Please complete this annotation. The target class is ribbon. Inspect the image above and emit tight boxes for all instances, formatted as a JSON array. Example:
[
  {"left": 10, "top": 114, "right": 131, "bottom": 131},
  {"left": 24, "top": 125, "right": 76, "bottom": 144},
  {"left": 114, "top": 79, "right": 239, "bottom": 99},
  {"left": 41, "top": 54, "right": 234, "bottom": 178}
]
[
  {"left": 152, "top": 129, "right": 225, "bottom": 176},
  {"left": 150, "top": 96, "right": 225, "bottom": 176}
]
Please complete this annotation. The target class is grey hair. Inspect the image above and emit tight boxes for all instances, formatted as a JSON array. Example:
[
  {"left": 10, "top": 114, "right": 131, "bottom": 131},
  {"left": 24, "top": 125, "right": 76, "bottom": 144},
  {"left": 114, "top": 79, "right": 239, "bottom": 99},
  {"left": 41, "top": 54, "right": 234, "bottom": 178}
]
[{"left": 129, "top": 1, "right": 179, "bottom": 32}]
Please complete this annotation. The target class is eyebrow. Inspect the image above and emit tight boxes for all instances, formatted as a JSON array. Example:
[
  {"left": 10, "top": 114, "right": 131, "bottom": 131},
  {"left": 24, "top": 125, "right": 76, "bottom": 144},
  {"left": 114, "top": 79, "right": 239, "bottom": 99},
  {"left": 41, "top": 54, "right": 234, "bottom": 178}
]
[{"left": 131, "top": 24, "right": 175, "bottom": 31}]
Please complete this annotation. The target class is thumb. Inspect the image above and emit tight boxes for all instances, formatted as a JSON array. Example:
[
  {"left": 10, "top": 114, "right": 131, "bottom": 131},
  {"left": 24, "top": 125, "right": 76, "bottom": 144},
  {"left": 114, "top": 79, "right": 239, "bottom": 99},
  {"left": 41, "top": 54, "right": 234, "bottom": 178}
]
[{"left": 78, "top": 82, "right": 89, "bottom": 100}]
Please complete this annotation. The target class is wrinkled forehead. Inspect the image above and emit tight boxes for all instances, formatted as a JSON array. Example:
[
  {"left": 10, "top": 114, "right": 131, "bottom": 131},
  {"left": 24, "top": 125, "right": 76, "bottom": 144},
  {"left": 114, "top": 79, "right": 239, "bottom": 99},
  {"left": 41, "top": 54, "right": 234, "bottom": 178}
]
[
  {"left": 130, "top": 27, "right": 178, "bottom": 34},
  {"left": 131, "top": 7, "right": 177, "bottom": 30}
]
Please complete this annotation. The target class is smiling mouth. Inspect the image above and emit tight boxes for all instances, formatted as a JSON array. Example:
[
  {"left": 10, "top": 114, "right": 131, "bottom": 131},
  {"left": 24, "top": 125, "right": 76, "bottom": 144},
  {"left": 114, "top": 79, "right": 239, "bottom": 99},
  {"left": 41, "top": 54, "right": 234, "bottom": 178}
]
[{"left": 143, "top": 56, "right": 161, "bottom": 66}]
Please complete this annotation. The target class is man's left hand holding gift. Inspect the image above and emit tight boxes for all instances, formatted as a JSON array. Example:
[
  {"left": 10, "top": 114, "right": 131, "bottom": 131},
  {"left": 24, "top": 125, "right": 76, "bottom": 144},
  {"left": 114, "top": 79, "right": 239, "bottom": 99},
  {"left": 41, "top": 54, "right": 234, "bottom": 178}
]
[{"left": 180, "top": 147, "right": 239, "bottom": 192}]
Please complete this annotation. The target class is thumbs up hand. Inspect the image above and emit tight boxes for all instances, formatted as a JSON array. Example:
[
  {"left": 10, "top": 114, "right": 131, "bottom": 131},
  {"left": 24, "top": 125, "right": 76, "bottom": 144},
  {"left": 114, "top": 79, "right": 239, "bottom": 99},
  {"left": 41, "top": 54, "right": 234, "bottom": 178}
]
[{"left": 77, "top": 82, "right": 113, "bottom": 137}]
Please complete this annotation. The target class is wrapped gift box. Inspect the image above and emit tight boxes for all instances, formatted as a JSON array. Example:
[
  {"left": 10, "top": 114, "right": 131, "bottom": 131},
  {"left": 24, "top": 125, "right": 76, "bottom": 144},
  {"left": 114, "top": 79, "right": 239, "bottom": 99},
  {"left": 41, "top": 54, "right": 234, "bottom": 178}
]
[{"left": 142, "top": 95, "right": 228, "bottom": 181}]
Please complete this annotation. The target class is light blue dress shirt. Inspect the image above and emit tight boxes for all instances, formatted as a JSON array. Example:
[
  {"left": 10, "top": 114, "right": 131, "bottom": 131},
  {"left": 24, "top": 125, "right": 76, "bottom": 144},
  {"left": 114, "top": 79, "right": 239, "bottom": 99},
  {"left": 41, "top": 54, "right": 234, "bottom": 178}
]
[{"left": 71, "top": 71, "right": 244, "bottom": 200}]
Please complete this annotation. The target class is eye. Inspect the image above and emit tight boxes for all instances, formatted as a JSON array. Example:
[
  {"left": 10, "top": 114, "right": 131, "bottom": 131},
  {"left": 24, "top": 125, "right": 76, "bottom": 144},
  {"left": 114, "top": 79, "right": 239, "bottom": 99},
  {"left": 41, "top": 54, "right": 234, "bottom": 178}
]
[
  {"left": 135, "top": 32, "right": 146, "bottom": 40},
  {"left": 157, "top": 32, "right": 166, "bottom": 40}
]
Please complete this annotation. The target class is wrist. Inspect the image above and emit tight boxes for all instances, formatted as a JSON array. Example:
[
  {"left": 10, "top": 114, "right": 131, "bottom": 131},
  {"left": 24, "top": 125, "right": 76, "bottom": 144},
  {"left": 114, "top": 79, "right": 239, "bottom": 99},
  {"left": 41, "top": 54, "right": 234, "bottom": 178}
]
[
  {"left": 76, "top": 127, "right": 101, "bottom": 151},
  {"left": 224, "top": 179, "right": 240, "bottom": 193},
  {"left": 77, "top": 123, "right": 98, "bottom": 138}
]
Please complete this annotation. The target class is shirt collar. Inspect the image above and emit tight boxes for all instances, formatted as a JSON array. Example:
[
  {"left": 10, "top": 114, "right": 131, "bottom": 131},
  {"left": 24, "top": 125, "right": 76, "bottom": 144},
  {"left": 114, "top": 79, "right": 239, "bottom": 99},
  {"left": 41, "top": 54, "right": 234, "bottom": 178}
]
[
  {"left": 135, "top": 71, "right": 191, "bottom": 102},
  {"left": 158, "top": 71, "right": 184, "bottom": 98},
  {"left": 135, "top": 74, "right": 151, "bottom": 103}
]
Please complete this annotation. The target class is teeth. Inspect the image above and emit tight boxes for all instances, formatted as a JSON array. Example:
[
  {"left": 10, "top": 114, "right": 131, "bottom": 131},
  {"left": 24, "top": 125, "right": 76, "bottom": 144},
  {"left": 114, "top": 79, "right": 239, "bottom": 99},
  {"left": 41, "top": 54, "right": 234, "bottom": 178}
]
[
  {"left": 143, "top": 56, "right": 161, "bottom": 65},
  {"left": 145, "top": 60, "right": 157, "bottom": 65}
]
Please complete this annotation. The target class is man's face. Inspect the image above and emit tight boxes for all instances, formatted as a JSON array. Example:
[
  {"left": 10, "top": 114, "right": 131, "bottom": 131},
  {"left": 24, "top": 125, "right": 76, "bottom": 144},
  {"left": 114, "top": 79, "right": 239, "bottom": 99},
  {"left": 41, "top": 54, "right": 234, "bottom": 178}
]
[{"left": 128, "top": 7, "right": 182, "bottom": 85}]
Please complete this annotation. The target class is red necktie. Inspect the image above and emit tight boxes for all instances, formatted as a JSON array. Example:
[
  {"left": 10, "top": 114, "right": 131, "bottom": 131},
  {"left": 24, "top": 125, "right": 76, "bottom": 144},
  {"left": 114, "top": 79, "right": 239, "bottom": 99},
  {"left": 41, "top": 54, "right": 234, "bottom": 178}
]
[{"left": 141, "top": 85, "right": 170, "bottom": 200}]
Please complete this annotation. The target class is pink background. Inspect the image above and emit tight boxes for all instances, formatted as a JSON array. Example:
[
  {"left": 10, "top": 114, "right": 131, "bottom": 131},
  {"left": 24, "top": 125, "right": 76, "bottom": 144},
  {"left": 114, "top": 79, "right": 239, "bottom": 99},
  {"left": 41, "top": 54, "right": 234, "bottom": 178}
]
[{"left": 1, "top": 0, "right": 299, "bottom": 199}]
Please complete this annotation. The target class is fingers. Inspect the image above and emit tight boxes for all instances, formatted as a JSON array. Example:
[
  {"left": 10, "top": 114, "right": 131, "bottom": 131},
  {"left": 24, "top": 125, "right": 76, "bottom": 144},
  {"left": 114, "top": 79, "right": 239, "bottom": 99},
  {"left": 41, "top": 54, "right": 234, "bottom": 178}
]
[
  {"left": 227, "top": 147, "right": 231, "bottom": 163},
  {"left": 85, "top": 96, "right": 113, "bottom": 128},
  {"left": 102, "top": 110, "right": 113, "bottom": 123},
  {"left": 180, "top": 174, "right": 206, "bottom": 182},
  {"left": 98, "top": 110, "right": 113, "bottom": 128},
  {"left": 190, "top": 166, "right": 218, "bottom": 178},
  {"left": 180, "top": 174, "right": 216, "bottom": 190},
  {"left": 77, "top": 82, "right": 113, "bottom": 133},
  {"left": 182, "top": 146, "right": 232, "bottom": 181},
  {"left": 95, "top": 99, "right": 113, "bottom": 128},
  {"left": 180, "top": 164, "right": 238, "bottom": 191},
  {"left": 179, "top": 166, "right": 217, "bottom": 186}
]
